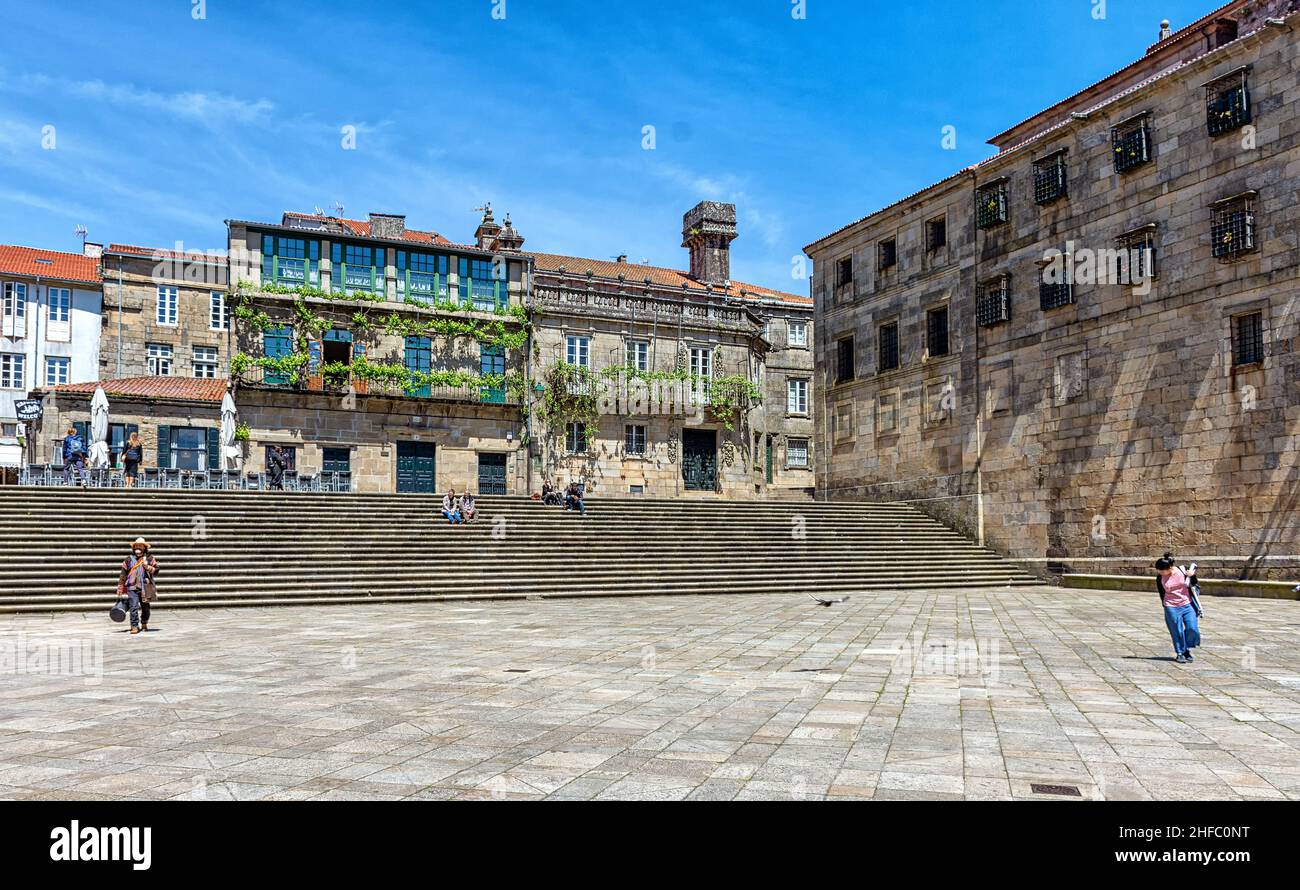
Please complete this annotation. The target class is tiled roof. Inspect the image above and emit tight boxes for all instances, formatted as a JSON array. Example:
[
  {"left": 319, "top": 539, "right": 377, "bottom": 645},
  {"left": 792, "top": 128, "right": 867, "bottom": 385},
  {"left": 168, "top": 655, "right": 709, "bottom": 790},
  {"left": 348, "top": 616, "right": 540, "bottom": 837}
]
[
  {"left": 280, "top": 211, "right": 460, "bottom": 247},
  {"left": 527, "top": 251, "right": 811, "bottom": 307},
  {"left": 45, "top": 377, "right": 229, "bottom": 403},
  {"left": 0, "top": 245, "right": 101, "bottom": 285},
  {"left": 106, "top": 243, "right": 226, "bottom": 264},
  {"left": 804, "top": 5, "right": 1291, "bottom": 253}
]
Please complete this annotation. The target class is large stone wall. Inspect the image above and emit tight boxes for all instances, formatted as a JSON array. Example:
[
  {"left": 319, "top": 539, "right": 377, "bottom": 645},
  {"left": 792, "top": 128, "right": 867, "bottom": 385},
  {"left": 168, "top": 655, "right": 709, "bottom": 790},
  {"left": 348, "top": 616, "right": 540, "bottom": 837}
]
[{"left": 809, "top": 12, "right": 1300, "bottom": 578}]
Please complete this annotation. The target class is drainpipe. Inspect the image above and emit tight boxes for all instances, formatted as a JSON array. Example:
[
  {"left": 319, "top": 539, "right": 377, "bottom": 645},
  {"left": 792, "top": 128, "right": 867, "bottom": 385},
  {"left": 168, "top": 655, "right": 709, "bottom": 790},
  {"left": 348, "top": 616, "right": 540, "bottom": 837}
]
[
  {"left": 970, "top": 170, "right": 985, "bottom": 548},
  {"left": 116, "top": 256, "right": 124, "bottom": 377},
  {"left": 523, "top": 255, "right": 534, "bottom": 496}
]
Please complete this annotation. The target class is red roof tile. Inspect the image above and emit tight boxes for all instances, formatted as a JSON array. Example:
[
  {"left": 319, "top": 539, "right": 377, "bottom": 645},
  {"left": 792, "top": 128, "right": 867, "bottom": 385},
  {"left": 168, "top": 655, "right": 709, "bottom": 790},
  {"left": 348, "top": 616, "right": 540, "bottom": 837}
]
[
  {"left": 45, "top": 377, "right": 228, "bottom": 403},
  {"left": 106, "top": 243, "right": 227, "bottom": 264},
  {"left": 0, "top": 245, "right": 101, "bottom": 285},
  {"left": 281, "top": 212, "right": 459, "bottom": 246},
  {"left": 527, "top": 251, "right": 811, "bottom": 307}
]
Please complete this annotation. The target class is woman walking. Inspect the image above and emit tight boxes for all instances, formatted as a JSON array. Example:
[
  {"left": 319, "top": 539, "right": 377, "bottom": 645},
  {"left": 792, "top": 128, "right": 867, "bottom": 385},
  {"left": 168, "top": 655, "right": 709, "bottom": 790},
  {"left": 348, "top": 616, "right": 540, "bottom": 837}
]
[
  {"left": 1155, "top": 553, "right": 1201, "bottom": 664},
  {"left": 122, "top": 432, "right": 143, "bottom": 488}
]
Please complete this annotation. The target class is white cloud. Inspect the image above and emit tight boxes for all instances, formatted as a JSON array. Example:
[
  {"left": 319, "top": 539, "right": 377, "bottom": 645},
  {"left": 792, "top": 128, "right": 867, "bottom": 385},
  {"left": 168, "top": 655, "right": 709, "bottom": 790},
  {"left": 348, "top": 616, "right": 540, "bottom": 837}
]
[{"left": 12, "top": 74, "right": 273, "bottom": 126}]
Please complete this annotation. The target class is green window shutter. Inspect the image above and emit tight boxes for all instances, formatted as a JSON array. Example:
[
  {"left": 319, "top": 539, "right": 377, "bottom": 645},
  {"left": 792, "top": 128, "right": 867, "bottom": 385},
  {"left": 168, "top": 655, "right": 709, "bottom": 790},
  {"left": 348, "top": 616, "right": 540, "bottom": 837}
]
[
  {"left": 207, "top": 427, "right": 220, "bottom": 470},
  {"left": 157, "top": 425, "right": 171, "bottom": 468}
]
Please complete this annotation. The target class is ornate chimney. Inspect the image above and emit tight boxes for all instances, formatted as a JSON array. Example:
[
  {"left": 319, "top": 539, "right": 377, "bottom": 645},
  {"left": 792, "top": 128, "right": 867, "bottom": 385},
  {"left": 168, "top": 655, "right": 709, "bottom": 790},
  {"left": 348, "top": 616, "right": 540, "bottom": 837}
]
[
  {"left": 1159, "top": 19, "right": 1173, "bottom": 40},
  {"left": 682, "top": 201, "right": 737, "bottom": 286},
  {"left": 474, "top": 204, "right": 501, "bottom": 250},
  {"left": 496, "top": 212, "right": 525, "bottom": 251}
]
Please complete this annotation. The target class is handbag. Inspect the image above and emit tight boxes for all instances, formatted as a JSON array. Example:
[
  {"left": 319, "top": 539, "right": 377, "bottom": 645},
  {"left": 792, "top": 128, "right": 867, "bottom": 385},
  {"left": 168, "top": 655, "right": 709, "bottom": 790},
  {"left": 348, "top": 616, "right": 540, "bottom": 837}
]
[{"left": 109, "top": 597, "right": 127, "bottom": 623}]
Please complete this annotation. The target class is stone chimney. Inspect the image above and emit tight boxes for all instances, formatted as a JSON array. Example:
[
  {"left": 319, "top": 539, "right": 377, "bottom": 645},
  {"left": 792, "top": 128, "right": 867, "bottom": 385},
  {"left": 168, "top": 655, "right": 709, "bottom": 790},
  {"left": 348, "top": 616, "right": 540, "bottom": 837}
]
[
  {"left": 83, "top": 242, "right": 103, "bottom": 259},
  {"left": 615, "top": 254, "right": 628, "bottom": 264},
  {"left": 1159, "top": 19, "right": 1172, "bottom": 40},
  {"left": 474, "top": 204, "right": 501, "bottom": 250},
  {"left": 682, "top": 201, "right": 737, "bottom": 286},
  {"left": 368, "top": 213, "right": 406, "bottom": 240}
]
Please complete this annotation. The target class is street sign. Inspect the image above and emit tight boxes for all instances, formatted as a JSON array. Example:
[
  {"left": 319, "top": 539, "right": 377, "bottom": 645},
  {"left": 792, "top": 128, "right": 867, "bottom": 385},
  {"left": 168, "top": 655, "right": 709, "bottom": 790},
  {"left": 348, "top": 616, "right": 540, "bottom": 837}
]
[{"left": 14, "top": 400, "right": 42, "bottom": 422}]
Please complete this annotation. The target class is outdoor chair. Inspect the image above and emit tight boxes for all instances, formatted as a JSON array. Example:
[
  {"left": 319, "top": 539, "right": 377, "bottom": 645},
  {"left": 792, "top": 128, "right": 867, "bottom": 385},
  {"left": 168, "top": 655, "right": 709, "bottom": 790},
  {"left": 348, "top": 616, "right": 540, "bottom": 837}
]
[{"left": 140, "top": 467, "right": 161, "bottom": 489}]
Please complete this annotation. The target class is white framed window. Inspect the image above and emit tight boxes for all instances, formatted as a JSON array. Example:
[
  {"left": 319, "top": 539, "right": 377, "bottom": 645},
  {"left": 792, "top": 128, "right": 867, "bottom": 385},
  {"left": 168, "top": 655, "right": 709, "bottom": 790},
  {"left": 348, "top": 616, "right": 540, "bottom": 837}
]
[
  {"left": 787, "top": 438, "right": 810, "bottom": 468},
  {"left": 788, "top": 321, "right": 808, "bottom": 347},
  {"left": 1, "top": 422, "right": 16, "bottom": 438},
  {"left": 566, "top": 421, "right": 587, "bottom": 454},
  {"left": 689, "top": 345, "right": 712, "bottom": 404},
  {"left": 194, "top": 346, "right": 219, "bottom": 378},
  {"left": 46, "top": 286, "right": 71, "bottom": 341},
  {"left": 2, "top": 282, "right": 26, "bottom": 338},
  {"left": 210, "top": 290, "right": 229, "bottom": 330},
  {"left": 45, "top": 356, "right": 70, "bottom": 386},
  {"left": 787, "top": 378, "right": 809, "bottom": 415},
  {"left": 0, "top": 353, "right": 25, "bottom": 389},
  {"left": 625, "top": 424, "right": 647, "bottom": 456},
  {"left": 626, "top": 340, "right": 649, "bottom": 372},
  {"left": 565, "top": 335, "right": 590, "bottom": 368},
  {"left": 157, "top": 286, "right": 178, "bottom": 326},
  {"left": 147, "top": 343, "right": 173, "bottom": 376}
]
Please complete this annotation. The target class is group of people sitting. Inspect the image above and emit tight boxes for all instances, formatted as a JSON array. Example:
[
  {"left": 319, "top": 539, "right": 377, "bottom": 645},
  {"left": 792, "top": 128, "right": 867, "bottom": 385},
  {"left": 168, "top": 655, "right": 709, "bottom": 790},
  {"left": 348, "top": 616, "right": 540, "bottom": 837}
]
[
  {"left": 540, "top": 479, "right": 586, "bottom": 515},
  {"left": 439, "top": 488, "right": 479, "bottom": 524}
]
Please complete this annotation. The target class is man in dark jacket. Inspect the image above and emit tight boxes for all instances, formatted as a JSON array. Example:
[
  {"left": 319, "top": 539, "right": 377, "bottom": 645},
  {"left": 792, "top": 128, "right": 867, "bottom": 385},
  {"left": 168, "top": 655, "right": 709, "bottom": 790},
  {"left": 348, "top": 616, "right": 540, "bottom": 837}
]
[
  {"left": 62, "top": 426, "right": 87, "bottom": 486},
  {"left": 118, "top": 537, "right": 159, "bottom": 634},
  {"left": 267, "top": 445, "right": 287, "bottom": 490},
  {"left": 564, "top": 481, "right": 586, "bottom": 516}
]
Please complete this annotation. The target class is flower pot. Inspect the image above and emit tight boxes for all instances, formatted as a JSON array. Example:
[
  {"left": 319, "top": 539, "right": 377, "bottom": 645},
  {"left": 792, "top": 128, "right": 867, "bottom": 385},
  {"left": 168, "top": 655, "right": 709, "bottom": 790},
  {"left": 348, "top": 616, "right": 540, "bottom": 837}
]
[
  {"left": 307, "top": 375, "right": 324, "bottom": 392},
  {"left": 352, "top": 379, "right": 369, "bottom": 395}
]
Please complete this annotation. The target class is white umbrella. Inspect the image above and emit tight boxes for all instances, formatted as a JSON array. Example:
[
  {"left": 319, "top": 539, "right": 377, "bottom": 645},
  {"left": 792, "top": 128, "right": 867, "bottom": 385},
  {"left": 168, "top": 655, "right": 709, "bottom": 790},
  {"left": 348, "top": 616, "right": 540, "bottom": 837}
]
[
  {"left": 220, "top": 390, "right": 240, "bottom": 470},
  {"left": 88, "top": 386, "right": 111, "bottom": 468}
]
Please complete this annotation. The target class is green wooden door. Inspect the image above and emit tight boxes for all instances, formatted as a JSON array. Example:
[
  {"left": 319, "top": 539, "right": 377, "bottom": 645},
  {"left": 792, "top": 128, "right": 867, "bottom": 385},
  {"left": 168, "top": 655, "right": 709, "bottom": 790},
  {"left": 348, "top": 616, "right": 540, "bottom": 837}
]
[{"left": 396, "top": 441, "right": 436, "bottom": 493}]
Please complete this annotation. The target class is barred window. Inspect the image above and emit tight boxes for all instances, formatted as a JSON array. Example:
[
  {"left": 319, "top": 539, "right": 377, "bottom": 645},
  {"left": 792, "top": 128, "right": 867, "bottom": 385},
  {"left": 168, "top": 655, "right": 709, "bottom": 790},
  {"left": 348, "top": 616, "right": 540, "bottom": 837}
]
[
  {"left": 1039, "top": 254, "right": 1075, "bottom": 311},
  {"left": 977, "top": 277, "right": 1011, "bottom": 327},
  {"left": 926, "top": 306, "right": 949, "bottom": 357},
  {"left": 1206, "top": 69, "right": 1251, "bottom": 137},
  {"left": 1232, "top": 312, "right": 1264, "bottom": 367},
  {"left": 926, "top": 217, "right": 947, "bottom": 251},
  {"left": 877, "top": 322, "right": 899, "bottom": 373},
  {"left": 836, "top": 336, "right": 855, "bottom": 383},
  {"left": 1211, "top": 193, "right": 1258, "bottom": 261},
  {"left": 976, "top": 181, "right": 1009, "bottom": 229},
  {"left": 1033, "top": 152, "right": 1068, "bottom": 205},
  {"left": 1112, "top": 115, "right": 1152, "bottom": 174},
  {"left": 1117, "top": 226, "right": 1159, "bottom": 284},
  {"left": 878, "top": 238, "right": 897, "bottom": 271},
  {"left": 787, "top": 438, "right": 809, "bottom": 468}
]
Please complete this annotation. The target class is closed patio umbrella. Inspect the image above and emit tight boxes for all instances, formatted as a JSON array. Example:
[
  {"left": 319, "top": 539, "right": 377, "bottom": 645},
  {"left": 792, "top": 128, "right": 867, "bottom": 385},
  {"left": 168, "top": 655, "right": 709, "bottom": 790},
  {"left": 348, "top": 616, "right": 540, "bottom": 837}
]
[
  {"left": 220, "top": 390, "right": 240, "bottom": 470},
  {"left": 88, "top": 386, "right": 111, "bottom": 468}
]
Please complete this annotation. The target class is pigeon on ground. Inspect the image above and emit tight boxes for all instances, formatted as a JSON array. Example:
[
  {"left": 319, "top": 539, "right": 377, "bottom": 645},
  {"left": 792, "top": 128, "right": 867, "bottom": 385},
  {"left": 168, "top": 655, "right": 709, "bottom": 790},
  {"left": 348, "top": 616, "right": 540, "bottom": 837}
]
[{"left": 809, "top": 594, "right": 851, "bottom": 608}]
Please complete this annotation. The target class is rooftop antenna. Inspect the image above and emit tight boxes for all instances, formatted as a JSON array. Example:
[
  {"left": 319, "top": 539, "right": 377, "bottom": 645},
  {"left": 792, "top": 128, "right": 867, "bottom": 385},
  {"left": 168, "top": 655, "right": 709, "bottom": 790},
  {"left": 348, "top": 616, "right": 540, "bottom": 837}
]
[
  {"left": 74, "top": 224, "right": 88, "bottom": 249},
  {"left": 331, "top": 201, "right": 345, "bottom": 217},
  {"left": 313, "top": 205, "right": 325, "bottom": 216}
]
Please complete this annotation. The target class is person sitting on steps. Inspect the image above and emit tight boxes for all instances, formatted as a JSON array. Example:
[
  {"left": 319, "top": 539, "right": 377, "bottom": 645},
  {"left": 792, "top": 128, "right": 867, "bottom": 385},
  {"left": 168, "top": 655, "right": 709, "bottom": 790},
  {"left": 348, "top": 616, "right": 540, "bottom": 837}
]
[
  {"left": 459, "top": 490, "right": 478, "bottom": 524},
  {"left": 564, "top": 481, "right": 586, "bottom": 516},
  {"left": 541, "top": 478, "right": 561, "bottom": 506},
  {"left": 441, "top": 488, "right": 463, "bottom": 524}
]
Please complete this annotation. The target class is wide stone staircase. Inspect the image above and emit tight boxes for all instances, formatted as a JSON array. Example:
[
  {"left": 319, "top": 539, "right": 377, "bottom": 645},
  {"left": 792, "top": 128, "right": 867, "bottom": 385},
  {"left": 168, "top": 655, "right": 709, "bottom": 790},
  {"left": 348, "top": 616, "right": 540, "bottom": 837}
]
[{"left": 0, "top": 488, "right": 1042, "bottom": 613}]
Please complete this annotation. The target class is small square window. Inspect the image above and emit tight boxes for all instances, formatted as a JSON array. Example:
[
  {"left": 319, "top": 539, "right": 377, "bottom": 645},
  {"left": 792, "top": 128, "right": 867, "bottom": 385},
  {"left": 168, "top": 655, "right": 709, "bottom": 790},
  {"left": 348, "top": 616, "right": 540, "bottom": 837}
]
[
  {"left": 1211, "top": 193, "right": 1258, "bottom": 261},
  {"left": 1112, "top": 116, "right": 1153, "bottom": 173},
  {"left": 976, "top": 182, "right": 1009, "bottom": 229},
  {"left": 788, "top": 321, "right": 808, "bottom": 347},
  {"left": 194, "top": 346, "right": 219, "bottom": 379},
  {"left": 787, "top": 378, "right": 809, "bottom": 415},
  {"left": 1117, "top": 227, "right": 1160, "bottom": 284},
  {"left": 787, "top": 438, "right": 809, "bottom": 468},
  {"left": 978, "top": 277, "right": 1011, "bottom": 327},
  {"left": 1206, "top": 70, "right": 1251, "bottom": 136},
  {"left": 147, "top": 343, "right": 173, "bottom": 376},
  {"left": 625, "top": 424, "right": 647, "bottom": 456},
  {"left": 1033, "top": 152, "right": 1068, "bottom": 205},
  {"left": 1232, "top": 312, "right": 1264, "bottom": 366}
]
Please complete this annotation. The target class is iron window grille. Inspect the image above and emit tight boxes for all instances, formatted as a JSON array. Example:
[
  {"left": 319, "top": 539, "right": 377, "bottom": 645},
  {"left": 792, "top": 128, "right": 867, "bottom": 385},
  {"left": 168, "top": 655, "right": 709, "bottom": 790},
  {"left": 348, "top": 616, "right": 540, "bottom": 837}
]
[
  {"left": 1206, "top": 69, "right": 1251, "bottom": 136},
  {"left": 926, "top": 218, "right": 947, "bottom": 252},
  {"left": 1111, "top": 116, "right": 1152, "bottom": 173},
  {"left": 877, "top": 322, "right": 899, "bottom": 373},
  {"left": 978, "top": 276, "right": 1011, "bottom": 327},
  {"left": 926, "top": 306, "right": 949, "bottom": 357},
  {"left": 1039, "top": 278, "right": 1074, "bottom": 311},
  {"left": 1033, "top": 152, "right": 1069, "bottom": 205},
  {"left": 1211, "top": 193, "right": 1257, "bottom": 261},
  {"left": 1117, "top": 226, "right": 1159, "bottom": 283},
  {"left": 836, "top": 337, "right": 855, "bottom": 383},
  {"left": 1232, "top": 312, "right": 1264, "bottom": 366},
  {"left": 976, "top": 182, "right": 1009, "bottom": 229},
  {"left": 878, "top": 238, "right": 897, "bottom": 271}
]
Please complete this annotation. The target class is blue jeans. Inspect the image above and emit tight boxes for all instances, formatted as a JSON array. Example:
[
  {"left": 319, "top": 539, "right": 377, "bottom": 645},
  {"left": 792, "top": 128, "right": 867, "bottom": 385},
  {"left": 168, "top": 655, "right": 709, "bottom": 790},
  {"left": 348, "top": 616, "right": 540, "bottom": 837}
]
[
  {"left": 127, "top": 588, "right": 151, "bottom": 629},
  {"left": 1164, "top": 604, "right": 1201, "bottom": 655},
  {"left": 63, "top": 455, "right": 86, "bottom": 485},
  {"left": 443, "top": 510, "right": 461, "bottom": 524}
]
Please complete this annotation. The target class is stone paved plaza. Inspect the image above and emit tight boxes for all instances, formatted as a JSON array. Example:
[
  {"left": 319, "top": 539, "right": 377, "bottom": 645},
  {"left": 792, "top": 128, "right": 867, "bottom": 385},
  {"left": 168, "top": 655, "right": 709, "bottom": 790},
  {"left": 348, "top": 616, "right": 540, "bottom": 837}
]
[{"left": 1, "top": 587, "right": 1298, "bottom": 801}]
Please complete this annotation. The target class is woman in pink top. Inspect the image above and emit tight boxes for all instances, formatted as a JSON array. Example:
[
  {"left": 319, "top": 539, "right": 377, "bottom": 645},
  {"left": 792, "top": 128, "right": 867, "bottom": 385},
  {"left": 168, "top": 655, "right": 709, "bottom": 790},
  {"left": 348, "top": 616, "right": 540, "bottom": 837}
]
[{"left": 1155, "top": 553, "right": 1201, "bottom": 664}]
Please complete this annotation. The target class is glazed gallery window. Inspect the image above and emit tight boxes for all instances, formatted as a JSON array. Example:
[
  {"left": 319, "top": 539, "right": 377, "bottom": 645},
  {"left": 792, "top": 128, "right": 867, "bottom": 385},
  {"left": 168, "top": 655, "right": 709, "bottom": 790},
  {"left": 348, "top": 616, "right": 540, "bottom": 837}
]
[
  {"left": 0, "top": 353, "right": 25, "bottom": 389},
  {"left": 210, "top": 290, "right": 229, "bottom": 330},
  {"left": 566, "top": 335, "right": 590, "bottom": 368},
  {"left": 689, "top": 346, "right": 712, "bottom": 405},
  {"left": 194, "top": 346, "right": 219, "bottom": 378},
  {"left": 2, "top": 282, "right": 26, "bottom": 338},
  {"left": 788, "top": 321, "right": 808, "bottom": 347},
  {"left": 156, "top": 286, "right": 178, "bottom": 326},
  {"left": 147, "top": 343, "right": 173, "bottom": 376},
  {"left": 787, "top": 378, "right": 809, "bottom": 415},
  {"left": 45, "top": 356, "right": 70, "bottom": 387}
]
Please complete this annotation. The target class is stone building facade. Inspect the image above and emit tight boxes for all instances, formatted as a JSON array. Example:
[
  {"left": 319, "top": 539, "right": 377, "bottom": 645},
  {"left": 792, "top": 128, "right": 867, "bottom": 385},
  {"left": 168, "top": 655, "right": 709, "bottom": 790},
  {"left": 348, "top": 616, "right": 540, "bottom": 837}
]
[
  {"left": 805, "top": 0, "right": 1300, "bottom": 578},
  {"left": 99, "top": 244, "right": 231, "bottom": 381}
]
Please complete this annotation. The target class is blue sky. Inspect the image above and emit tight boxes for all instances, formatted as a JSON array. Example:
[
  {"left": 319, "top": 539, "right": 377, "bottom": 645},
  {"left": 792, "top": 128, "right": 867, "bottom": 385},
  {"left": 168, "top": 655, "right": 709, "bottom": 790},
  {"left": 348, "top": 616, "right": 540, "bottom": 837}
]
[{"left": 0, "top": 0, "right": 1218, "bottom": 293}]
